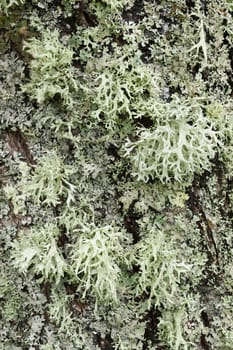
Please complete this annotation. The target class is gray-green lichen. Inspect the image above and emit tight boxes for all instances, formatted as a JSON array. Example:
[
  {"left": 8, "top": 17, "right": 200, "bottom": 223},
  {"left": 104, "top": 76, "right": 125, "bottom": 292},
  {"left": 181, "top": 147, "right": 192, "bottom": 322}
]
[{"left": 0, "top": 0, "right": 232, "bottom": 349}]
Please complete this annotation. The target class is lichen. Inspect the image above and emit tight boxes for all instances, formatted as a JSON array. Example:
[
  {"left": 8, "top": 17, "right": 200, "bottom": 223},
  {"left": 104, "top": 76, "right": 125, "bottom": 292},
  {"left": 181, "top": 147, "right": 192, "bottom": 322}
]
[
  {"left": 0, "top": 0, "right": 24, "bottom": 15},
  {"left": 0, "top": 0, "right": 232, "bottom": 348},
  {"left": 124, "top": 98, "right": 222, "bottom": 184},
  {"left": 22, "top": 29, "right": 78, "bottom": 109}
]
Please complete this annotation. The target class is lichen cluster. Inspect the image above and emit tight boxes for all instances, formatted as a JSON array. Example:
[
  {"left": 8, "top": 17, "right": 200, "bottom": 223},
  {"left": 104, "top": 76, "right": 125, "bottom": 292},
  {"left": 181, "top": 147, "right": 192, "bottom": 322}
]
[{"left": 0, "top": 0, "right": 232, "bottom": 349}]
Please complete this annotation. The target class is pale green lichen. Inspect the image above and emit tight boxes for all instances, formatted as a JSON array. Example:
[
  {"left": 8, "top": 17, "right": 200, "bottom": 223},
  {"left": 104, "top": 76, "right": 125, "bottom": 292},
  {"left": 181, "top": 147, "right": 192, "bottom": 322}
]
[
  {"left": 11, "top": 223, "right": 68, "bottom": 285},
  {"left": 0, "top": 0, "right": 24, "bottom": 14},
  {"left": 91, "top": 52, "right": 160, "bottom": 130},
  {"left": 0, "top": 0, "right": 233, "bottom": 348},
  {"left": 124, "top": 99, "right": 222, "bottom": 184},
  {"left": 68, "top": 222, "right": 125, "bottom": 305},
  {"left": 158, "top": 308, "right": 189, "bottom": 350},
  {"left": 126, "top": 222, "right": 192, "bottom": 309},
  {"left": 4, "top": 151, "right": 76, "bottom": 211},
  {"left": 22, "top": 29, "right": 78, "bottom": 109}
]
